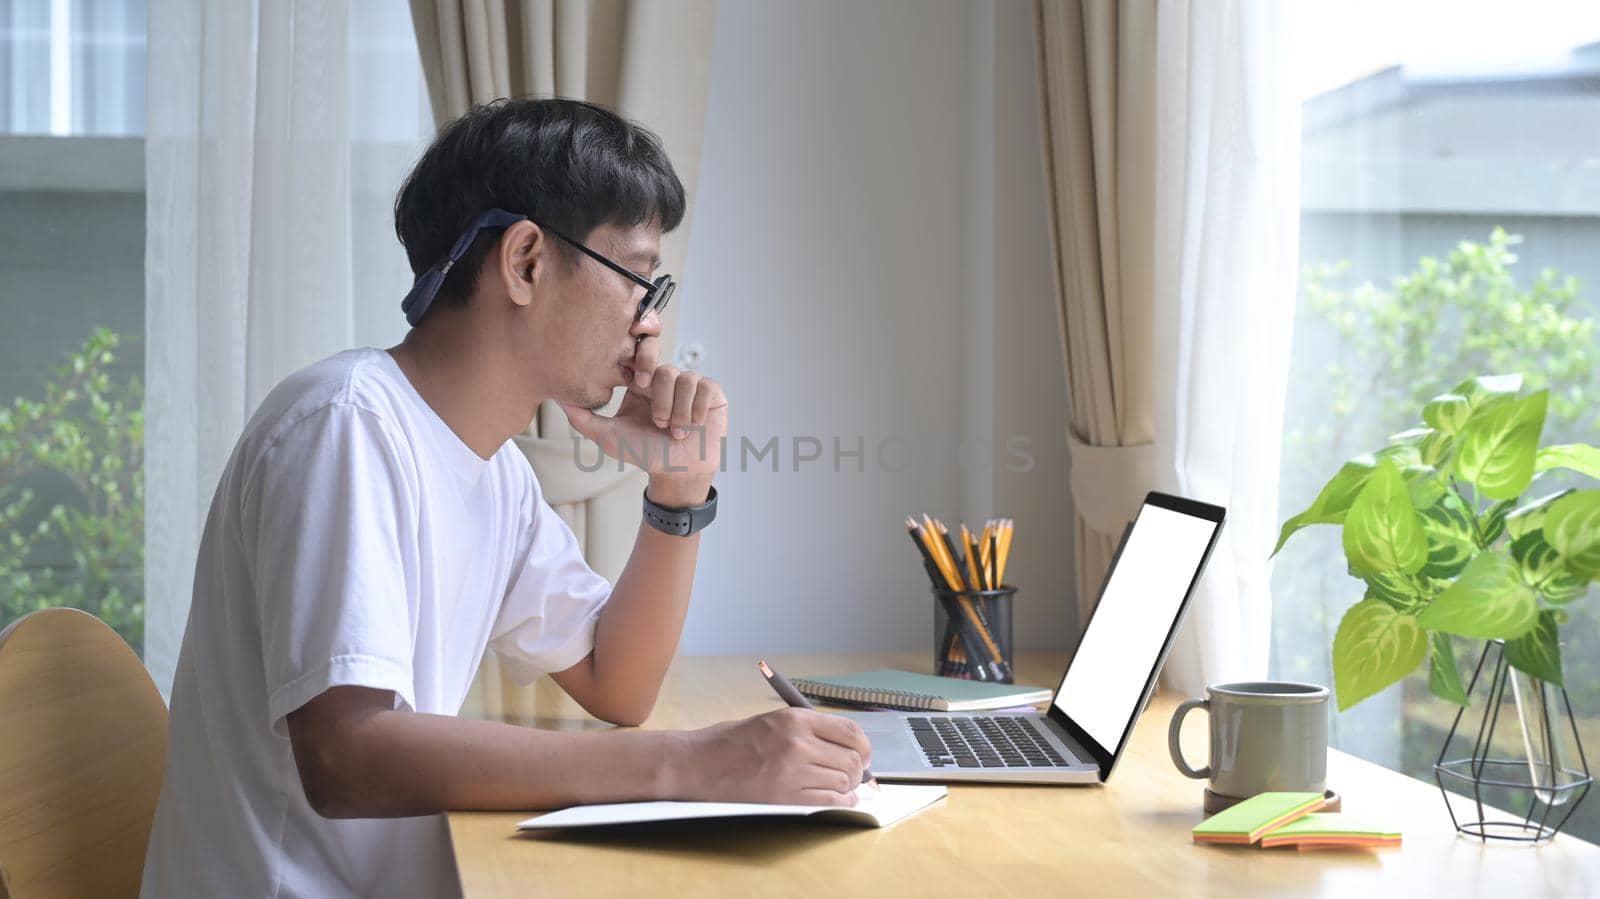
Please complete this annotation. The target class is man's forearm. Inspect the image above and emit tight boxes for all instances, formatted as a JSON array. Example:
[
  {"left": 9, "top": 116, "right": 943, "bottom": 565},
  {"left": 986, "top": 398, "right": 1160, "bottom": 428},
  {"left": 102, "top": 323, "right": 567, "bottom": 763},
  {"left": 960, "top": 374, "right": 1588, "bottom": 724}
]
[
  {"left": 556, "top": 475, "right": 711, "bottom": 724},
  {"left": 301, "top": 702, "right": 690, "bottom": 818}
]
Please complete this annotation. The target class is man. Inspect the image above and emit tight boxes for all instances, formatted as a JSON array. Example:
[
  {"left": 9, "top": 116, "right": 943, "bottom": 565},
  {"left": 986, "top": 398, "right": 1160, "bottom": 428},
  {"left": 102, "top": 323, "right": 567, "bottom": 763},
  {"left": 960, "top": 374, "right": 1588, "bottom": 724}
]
[{"left": 141, "top": 98, "right": 872, "bottom": 898}]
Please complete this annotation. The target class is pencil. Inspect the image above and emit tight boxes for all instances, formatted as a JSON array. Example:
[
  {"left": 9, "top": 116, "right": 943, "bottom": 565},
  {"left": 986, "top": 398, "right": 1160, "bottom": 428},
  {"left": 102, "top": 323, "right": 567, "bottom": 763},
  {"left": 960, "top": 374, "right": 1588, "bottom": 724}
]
[
  {"left": 958, "top": 524, "right": 981, "bottom": 590},
  {"left": 937, "top": 623, "right": 957, "bottom": 675},
  {"left": 937, "top": 522, "right": 975, "bottom": 594},
  {"left": 947, "top": 634, "right": 967, "bottom": 677},
  {"left": 934, "top": 518, "right": 1007, "bottom": 681},
  {"left": 972, "top": 518, "right": 985, "bottom": 588},
  {"left": 966, "top": 529, "right": 984, "bottom": 591},
  {"left": 919, "top": 519, "right": 964, "bottom": 591},
  {"left": 909, "top": 518, "right": 990, "bottom": 679},
  {"left": 905, "top": 517, "right": 944, "bottom": 581},
  {"left": 989, "top": 530, "right": 998, "bottom": 592},
  {"left": 927, "top": 519, "right": 1001, "bottom": 680},
  {"left": 997, "top": 518, "right": 1014, "bottom": 586}
]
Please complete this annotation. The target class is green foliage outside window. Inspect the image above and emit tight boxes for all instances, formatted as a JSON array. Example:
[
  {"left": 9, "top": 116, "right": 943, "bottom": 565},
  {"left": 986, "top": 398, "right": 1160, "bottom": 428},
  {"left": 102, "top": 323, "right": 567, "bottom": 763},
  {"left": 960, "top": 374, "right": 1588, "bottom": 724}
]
[
  {"left": 1294, "top": 228, "right": 1597, "bottom": 452},
  {"left": 0, "top": 328, "right": 144, "bottom": 651},
  {"left": 1275, "top": 229, "right": 1600, "bottom": 844}
]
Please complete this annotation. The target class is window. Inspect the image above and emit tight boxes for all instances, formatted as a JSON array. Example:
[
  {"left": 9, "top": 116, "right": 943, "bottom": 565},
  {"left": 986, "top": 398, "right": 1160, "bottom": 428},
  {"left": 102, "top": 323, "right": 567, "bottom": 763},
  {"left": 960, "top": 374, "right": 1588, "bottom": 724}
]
[
  {"left": 0, "top": 1, "right": 430, "bottom": 659},
  {"left": 1273, "top": 1, "right": 1600, "bottom": 843},
  {"left": 0, "top": 0, "right": 148, "bottom": 652},
  {"left": 2, "top": 0, "right": 146, "bottom": 136}
]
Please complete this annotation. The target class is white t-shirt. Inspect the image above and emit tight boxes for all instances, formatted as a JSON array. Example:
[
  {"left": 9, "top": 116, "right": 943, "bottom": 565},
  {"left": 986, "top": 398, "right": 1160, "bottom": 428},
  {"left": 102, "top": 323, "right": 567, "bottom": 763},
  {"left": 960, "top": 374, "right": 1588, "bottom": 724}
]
[{"left": 141, "top": 348, "right": 611, "bottom": 899}]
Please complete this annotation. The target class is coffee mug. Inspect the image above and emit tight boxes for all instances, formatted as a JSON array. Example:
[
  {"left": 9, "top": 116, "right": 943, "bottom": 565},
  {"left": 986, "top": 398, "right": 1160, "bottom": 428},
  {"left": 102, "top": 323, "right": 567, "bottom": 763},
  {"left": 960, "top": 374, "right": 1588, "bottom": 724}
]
[{"left": 1167, "top": 681, "right": 1329, "bottom": 798}]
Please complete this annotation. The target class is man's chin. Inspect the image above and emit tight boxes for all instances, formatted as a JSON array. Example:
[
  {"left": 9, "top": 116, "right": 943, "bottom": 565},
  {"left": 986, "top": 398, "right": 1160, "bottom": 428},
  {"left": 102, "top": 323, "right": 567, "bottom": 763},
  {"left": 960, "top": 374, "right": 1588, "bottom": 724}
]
[{"left": 575, "top": 387, "right": 613, "bottom": 412}]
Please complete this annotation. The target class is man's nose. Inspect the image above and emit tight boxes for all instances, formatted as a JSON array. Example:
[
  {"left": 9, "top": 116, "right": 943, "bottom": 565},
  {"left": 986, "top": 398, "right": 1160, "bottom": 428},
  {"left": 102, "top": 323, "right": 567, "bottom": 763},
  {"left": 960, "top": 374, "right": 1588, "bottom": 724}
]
[{"left": 630, "top": 311, "right": 663, "bottom": 341}]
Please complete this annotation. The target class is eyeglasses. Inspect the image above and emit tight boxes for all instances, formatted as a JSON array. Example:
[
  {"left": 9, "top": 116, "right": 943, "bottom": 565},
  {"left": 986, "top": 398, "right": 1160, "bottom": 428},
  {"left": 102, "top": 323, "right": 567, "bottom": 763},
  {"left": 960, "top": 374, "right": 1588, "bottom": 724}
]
[
  {"left": 400, "top": 207, "right": 675, "bottom": 326},
  {"left": 535, "top": 221, "right": 675, "bottom": 323}
]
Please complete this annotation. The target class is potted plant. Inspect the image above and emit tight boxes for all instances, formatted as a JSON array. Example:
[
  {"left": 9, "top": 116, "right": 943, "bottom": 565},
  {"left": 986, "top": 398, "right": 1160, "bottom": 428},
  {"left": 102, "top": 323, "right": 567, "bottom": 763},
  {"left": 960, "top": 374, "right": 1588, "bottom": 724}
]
[{"left": 1274, "top": 374, "right": 1600, "bottom": 839}]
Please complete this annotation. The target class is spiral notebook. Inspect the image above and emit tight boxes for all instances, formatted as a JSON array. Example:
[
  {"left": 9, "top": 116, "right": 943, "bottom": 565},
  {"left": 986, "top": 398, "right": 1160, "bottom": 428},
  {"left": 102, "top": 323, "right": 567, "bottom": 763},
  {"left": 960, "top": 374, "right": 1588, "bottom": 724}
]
[{"left": 791, "top": 669, "right": 1052, "bottom": 712}]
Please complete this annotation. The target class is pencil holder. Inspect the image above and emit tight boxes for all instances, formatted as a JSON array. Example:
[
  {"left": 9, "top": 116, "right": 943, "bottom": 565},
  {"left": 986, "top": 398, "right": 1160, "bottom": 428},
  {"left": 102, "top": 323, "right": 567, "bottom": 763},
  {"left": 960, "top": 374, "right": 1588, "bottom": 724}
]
[{"left": 932, "top": 586, "right": 1016, "bottom": 684}]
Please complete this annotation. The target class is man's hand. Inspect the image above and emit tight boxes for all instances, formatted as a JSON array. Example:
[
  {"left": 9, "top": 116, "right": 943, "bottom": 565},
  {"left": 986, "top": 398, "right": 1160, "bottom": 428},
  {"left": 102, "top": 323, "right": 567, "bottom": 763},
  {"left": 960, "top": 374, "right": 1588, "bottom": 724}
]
[
  {"left": 560, "top": 334, "right": 726, "bottom": 506},
  {"left": 672, "top": 708, "right": 874, "bottom": 807}
]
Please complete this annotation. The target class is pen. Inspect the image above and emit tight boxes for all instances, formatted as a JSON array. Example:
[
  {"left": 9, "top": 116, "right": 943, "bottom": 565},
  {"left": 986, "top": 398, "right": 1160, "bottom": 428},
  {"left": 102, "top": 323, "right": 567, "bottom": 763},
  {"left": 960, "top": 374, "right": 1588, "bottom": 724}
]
[{"left": 757, "top": 660, "right": 878, "bottom": 789}]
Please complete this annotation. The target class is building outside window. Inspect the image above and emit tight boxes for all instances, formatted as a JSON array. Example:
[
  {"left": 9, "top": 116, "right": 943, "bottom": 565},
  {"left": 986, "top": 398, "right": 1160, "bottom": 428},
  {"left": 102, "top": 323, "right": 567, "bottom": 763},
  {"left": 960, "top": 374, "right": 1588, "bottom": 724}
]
[{"left": 1274, "top": 0, "right": 1600, "bottom": 845}]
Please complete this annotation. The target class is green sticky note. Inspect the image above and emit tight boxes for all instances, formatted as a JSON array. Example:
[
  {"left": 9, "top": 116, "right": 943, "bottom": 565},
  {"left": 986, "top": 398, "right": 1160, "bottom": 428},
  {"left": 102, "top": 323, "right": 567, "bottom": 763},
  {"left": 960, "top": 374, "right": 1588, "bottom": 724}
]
[
  {"left": 1258, "top": 813, "right": 1401, "bottom": 849},
  {"left": 1192, "top": 792, "right": 1327, "bottom": 845}
]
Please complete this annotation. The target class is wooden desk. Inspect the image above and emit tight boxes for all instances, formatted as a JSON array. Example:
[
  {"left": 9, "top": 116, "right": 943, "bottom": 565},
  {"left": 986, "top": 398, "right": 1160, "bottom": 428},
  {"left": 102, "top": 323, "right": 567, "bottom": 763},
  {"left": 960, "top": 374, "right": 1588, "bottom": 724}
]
[{"left": 451, "top": 653, "right": 1600, "bottom": 897}]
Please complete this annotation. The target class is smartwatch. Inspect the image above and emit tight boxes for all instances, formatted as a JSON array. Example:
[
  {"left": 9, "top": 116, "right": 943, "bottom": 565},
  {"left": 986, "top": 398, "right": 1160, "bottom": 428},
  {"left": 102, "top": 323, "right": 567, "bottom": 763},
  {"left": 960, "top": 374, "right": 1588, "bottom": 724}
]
[{"left": 642, "top": 485, "right": 718, "bottom": 536}]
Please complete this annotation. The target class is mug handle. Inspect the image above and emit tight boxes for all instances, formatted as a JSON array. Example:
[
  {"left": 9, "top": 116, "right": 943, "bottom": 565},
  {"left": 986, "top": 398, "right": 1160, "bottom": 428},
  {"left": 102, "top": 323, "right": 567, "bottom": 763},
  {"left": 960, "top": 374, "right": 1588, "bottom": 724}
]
[{"left": 1167, "top": 697, "right": 1211, "bottom": 779}]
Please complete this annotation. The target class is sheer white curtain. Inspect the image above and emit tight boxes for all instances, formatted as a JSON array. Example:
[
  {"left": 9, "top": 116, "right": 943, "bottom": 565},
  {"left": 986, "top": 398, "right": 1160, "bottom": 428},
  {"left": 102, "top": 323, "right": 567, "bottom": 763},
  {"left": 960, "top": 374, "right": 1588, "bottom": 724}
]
[
  {"left": 143, "top": 0, "right": 430, "bottom": 697},
  {"left": 1150, "top": 0, "right": 1300, "bottom": 694},
  {"left": 1037, "top": 0, "right": 1298, "bottom": 693}
]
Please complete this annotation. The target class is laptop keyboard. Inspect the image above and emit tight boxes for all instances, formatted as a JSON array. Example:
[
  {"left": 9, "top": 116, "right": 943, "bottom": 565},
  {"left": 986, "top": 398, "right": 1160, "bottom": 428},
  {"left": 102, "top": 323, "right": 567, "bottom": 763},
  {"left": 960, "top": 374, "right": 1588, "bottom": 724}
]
[{"left": 907, "top": 716, "right": 1070, "bottom": 768}]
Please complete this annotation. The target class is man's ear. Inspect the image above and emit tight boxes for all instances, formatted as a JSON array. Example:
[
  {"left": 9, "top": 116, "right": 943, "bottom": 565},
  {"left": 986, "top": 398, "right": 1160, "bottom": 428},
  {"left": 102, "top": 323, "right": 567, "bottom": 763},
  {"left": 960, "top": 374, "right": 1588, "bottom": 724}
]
[{"left": 497, "top": 219, "right": 545, "bottom": 309}]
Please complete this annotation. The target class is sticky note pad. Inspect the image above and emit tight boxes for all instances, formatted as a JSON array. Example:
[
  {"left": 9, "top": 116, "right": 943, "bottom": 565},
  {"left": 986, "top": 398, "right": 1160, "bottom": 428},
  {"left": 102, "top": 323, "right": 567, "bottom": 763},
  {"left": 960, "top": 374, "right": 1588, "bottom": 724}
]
[
  {"left": 1258, "top": 813, "right": 1401, "bottom": 849},
  {"left": 1192, "top": 792, "right": 1327, "bottom": 845}
]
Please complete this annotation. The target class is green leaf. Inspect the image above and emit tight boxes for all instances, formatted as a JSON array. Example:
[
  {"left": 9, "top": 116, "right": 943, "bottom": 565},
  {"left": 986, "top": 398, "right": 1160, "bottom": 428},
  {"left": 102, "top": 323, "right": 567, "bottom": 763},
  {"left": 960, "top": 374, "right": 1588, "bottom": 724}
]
[
  {"left": 1454, "top": 390, "right": 1547, "bottom": 501},
  {"left": 1510, "top": 530, "right": 1590, "bottom": 604},
  {"left": 1427, "top": 632, "right": 1470, "bottom": 707},
  {"left": 1386, "top": 427, "right": 1432, "bottom": 447},
  {"left": 1545, "top": 490, "right": 1600, "bottom": 578},
  {"left": 1504, "top": 610, "right": 1563, "bottom": 686},
  {"left": 1481, "top": 498, "right": 1517, "bottom": 545},
  {"left": 1361, "top": 569, "right": 1429, "bottom": 610},
  {"left": 1452, "top": 373, "right": 1524, "bottom": 406},
  {"left": 1403, "top": 465, "right": 1448, "bottom": 509},
  {"left": 1418, "top": 491, "right": 1476, "bottom": 579},
  {"left": 1505, "top": 490, "right": 1575, "bottom": 543},
  {"left": 1332, "top": 599, "right": 1428, "bottom": 711},
  {"left": 1274, "top": 454, "right": 1380, "bottom": 555},
  {"left": 1423, "top": 393, "right": 1472, "bottom": 435},
  {"left": 1419, "top": 430, "right": 1454, "bottom": 470},
  {"left": 1535, "top": 444, "right": 1600, "bottom": 480},
  {"left": 1377, "top": 442, "right": 1423, "bottom": 468},
  {"left": 1417, "top": 553, "right": 1539, "bottom": 639},
  {"left": 1342, "top": 460, "right": 1428, "bottom": 576}
]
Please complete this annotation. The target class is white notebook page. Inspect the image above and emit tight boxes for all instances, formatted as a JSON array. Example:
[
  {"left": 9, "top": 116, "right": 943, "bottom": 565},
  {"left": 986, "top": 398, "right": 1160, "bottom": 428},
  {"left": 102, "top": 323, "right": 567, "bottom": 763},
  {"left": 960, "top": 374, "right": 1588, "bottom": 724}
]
[{"left": 517, "top": 783, "right": 947, "bottom": 830}]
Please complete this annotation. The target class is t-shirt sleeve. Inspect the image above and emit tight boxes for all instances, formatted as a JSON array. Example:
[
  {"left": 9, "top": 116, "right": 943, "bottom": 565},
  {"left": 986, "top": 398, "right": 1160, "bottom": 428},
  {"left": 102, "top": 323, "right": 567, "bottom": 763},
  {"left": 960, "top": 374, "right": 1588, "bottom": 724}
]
[
  {"left": 243, "top": 402, "right": 419, "bottom": 738},
  {"left": 488, "top": 474, "right": 613, "bottom": 685}
]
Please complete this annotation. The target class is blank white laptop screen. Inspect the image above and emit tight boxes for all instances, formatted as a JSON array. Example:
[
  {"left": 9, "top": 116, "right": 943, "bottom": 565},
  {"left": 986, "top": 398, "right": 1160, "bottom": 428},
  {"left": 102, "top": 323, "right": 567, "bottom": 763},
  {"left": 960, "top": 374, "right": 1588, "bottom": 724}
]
[{"left": 1052, "top": 503, "right": 1221, "bottom": 752}]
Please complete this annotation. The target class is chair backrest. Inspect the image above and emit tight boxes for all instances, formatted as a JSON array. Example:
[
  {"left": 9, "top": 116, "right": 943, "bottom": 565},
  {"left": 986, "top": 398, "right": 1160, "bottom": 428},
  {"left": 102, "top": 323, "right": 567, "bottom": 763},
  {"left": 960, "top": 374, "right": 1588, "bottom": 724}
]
[{"left": 0, "top": 608, "right": 167, "bottom": 899}]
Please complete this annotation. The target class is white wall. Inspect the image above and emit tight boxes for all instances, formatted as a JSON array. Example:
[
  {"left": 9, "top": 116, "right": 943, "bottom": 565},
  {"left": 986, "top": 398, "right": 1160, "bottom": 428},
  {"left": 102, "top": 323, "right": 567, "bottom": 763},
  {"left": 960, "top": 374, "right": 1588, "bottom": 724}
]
[
  {"left": 677, "top": 0, "right": 1073, "bottom": 655},
  {"left": 0, "top": 0, "right": 1073, "bottom": 661}
]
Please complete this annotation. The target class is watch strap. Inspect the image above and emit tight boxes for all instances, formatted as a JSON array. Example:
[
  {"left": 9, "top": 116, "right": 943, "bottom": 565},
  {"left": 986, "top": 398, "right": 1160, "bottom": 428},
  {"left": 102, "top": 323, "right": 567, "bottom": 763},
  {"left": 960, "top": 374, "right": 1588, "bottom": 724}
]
[{"left": 642, "top": 485, "right": 718, "bottom": 536}]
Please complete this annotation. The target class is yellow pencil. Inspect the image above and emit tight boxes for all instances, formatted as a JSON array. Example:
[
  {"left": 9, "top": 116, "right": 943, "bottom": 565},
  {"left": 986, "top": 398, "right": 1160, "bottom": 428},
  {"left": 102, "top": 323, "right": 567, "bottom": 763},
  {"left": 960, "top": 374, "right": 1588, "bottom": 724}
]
[
  {"left": 934, "top": 518, "right": 1006, "bottom": 672},
  {"left": 918, "top": 516, "right": 964, "bottom": 590},
  {"left": 997, "top": 518, "right": 1014, "bottom": 587}
]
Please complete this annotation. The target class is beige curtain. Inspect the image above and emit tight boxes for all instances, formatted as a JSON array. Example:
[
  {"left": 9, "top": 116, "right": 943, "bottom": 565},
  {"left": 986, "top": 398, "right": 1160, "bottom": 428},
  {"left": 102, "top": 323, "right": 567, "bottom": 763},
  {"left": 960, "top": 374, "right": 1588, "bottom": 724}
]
[
  {"left": 1035, "top": 0, "right": 1162, "bottom": 633},
  {"left": 1037, "top": 0, "right": 1299, "bottom": 691},
  {"left": 408, "top": 0, "right": 718, "bottom": 720}
]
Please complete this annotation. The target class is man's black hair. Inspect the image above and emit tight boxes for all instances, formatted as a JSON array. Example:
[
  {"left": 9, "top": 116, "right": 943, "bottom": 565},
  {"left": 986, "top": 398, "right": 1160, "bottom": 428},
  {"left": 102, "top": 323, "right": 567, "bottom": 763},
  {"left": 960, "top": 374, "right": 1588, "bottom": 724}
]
[{"left": 394, "top": 97, "right": 686, "bottom": 310}]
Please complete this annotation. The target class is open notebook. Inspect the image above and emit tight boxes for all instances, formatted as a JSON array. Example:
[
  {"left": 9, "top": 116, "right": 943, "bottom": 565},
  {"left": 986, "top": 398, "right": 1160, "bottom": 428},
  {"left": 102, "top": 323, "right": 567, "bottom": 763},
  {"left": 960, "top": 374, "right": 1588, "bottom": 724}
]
[{"left": 518, "top": 783, "right": 947, "bottom": 830}]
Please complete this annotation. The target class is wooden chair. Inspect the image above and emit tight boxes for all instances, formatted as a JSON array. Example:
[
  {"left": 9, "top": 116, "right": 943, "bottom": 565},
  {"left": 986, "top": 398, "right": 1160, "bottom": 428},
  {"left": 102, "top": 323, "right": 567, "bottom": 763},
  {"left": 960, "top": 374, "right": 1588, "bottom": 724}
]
[{"left": 0, "top": 608, "right": 167, "bottom": 899}]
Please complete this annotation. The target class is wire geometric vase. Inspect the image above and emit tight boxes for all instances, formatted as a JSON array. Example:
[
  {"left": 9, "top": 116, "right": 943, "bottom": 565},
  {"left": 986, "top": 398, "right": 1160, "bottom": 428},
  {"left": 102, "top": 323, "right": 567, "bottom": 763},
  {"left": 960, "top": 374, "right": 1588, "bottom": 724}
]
[{"left": 1433, "top": 639, "right": 1592, "bottom": 842}]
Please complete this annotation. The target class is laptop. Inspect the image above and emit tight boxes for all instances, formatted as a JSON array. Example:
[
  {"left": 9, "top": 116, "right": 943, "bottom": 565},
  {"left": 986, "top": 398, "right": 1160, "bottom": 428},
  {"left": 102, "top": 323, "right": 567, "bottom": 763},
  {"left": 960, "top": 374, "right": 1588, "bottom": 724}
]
[{"left": 841, "top": 491, "right": 1226, "bottom": 784}]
